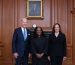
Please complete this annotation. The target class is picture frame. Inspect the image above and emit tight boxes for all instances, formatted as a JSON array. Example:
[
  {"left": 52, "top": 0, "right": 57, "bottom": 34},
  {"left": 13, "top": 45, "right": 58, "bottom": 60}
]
[{"left": 26, "top": 0, "right": 43, "bottom": 19}]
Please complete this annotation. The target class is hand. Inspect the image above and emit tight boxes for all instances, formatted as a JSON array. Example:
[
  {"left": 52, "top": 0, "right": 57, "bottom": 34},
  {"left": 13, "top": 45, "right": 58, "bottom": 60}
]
[
  {"left": 28, "top": 53, "right": 31, "bottom": 58},
  {"left": 48, "top": 56, "right": 50, "bottom": 61},
  {"left": 40, "top": 53, "right": 44, "bottom": 57},
  {"left": 13, "top": 52, "right": 19, "bottom": 59},
  {"left": 63, "top": 57, "right": 67, "bottom": 61},
  {"left": 36, "top": 54, "right": 41, "bottom": 58}
]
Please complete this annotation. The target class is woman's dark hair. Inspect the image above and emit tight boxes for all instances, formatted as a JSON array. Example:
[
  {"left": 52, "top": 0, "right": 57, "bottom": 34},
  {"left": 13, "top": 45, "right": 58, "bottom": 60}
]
[
  {"left": 33, "top": 27, "right": 45, "bottom": 38},
  {"left": 52, "top": 23, "right": 62, "bottom": 33}
]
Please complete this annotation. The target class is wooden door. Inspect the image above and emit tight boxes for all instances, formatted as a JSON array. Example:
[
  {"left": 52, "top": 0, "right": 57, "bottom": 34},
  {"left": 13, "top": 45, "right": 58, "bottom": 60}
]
[{"left": 0, "top": 0, "right": 15, "bottom": 65}]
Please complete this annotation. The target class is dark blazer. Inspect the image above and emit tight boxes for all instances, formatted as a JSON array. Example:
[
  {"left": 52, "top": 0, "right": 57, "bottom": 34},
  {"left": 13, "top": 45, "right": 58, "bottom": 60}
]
[
  {"left": 12, "top": 27, "right": 31, "bottom": 57},
  {"left": 48, "top": 33, "right": 67, "bottom": 56}
]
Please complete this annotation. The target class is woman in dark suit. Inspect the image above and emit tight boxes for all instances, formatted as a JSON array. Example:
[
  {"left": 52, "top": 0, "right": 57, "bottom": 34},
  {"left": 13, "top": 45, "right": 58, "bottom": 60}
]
[
  {"left": 31, "top": 27, "right": 48, "bottom": 65},
  {"left": 48, "top": 23, "right": 67, "bottom": 65}
]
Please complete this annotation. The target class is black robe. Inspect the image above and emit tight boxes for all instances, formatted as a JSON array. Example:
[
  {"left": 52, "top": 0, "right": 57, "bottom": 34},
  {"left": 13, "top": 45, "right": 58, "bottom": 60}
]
[
  {"left": 48, "top": 33, "right": 67, "bottom": 56},
  {"left": 48, "top": 33, "right": 67, "bottom": 65},
  {"left": 31, "top": 36, "right": 48, "bottom": 65}
]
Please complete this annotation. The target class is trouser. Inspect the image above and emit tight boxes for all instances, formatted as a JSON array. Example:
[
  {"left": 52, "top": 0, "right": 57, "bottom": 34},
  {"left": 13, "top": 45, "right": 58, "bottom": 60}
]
[
  {"left": 15, "top": 54, "right": 28, "bottom": 65},
  {"left": 50, "top": 56, "right": 63, "bottom": 65}
]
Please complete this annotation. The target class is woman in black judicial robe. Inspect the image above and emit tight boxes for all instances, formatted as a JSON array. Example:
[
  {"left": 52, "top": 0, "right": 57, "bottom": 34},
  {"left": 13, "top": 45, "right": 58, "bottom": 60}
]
[
  {"left": 48, "top": 23, "right": 67, "bottom": 65},
  {"left": 31, "top": 27, "right": 48, "bottom": 65}
]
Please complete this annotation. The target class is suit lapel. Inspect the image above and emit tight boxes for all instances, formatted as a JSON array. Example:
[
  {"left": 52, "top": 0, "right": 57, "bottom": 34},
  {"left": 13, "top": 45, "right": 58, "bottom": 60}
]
[
  {"left": 26, "top": 29, "right": 30, "bottom": 40},
  {"left": 19, "top": 27, "right": 25, "bottom": 40}
]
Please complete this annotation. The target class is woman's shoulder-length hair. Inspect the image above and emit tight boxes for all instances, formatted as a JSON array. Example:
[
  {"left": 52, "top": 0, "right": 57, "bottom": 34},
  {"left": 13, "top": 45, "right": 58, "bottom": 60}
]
[{"left": 52, "top": 23, "right": 62, "bottom": 33}]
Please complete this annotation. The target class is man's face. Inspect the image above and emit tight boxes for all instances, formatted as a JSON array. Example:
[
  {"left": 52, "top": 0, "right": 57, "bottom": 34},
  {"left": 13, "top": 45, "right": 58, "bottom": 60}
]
[{"left": 21, "top": 18, "right": 27, "bottom": 28}]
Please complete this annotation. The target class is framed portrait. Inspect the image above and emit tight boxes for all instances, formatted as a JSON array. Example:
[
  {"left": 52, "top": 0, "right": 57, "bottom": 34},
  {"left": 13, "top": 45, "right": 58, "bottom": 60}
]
[{"left": 26, "top": 0, "right": 43, "bottom": 19}]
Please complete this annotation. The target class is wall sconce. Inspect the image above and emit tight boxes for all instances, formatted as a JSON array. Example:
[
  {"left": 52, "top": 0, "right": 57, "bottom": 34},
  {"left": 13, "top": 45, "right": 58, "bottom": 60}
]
[{"left": 32, "top": 24, "right": 37, "bottom": 28}]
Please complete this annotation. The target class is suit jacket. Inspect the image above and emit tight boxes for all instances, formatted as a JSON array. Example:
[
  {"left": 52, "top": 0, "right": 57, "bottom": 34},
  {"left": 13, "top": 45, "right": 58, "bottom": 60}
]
[
  {"left": 12, "top": 27, "right": 31, "bottom": 57},
  {"left": 48, "top": 32, "right": 67, "bottom": 56}
]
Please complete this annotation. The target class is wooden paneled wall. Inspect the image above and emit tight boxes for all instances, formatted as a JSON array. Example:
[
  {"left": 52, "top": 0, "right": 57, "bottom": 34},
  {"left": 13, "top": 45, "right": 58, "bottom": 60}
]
[{"left": 0, "top": 0, "right": 75, "bottom": 65}]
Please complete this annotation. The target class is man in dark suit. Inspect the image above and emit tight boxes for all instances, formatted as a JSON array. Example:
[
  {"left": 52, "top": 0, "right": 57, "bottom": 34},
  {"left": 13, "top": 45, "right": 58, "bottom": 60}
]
[{"left": 12, "top": 18, "right": 31, "bottom": 65}]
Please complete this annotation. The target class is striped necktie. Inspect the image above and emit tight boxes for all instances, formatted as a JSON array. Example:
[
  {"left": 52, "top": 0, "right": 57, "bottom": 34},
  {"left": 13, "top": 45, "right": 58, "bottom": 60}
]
[{"left": 23, "top": 28, "right": 27, "bottom": 40}]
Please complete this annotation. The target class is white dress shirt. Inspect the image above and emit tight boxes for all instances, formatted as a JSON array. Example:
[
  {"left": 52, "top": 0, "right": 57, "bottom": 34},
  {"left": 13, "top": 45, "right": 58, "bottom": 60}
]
[{"left": 21, "top": 27, "right": 27, "bottom": 40}]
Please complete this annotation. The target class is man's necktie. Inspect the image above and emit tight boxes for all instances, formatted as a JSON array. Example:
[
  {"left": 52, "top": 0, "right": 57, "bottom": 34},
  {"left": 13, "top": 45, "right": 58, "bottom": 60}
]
[{"left": 23, "top": 28, "right": 27, "bottom": 40}]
